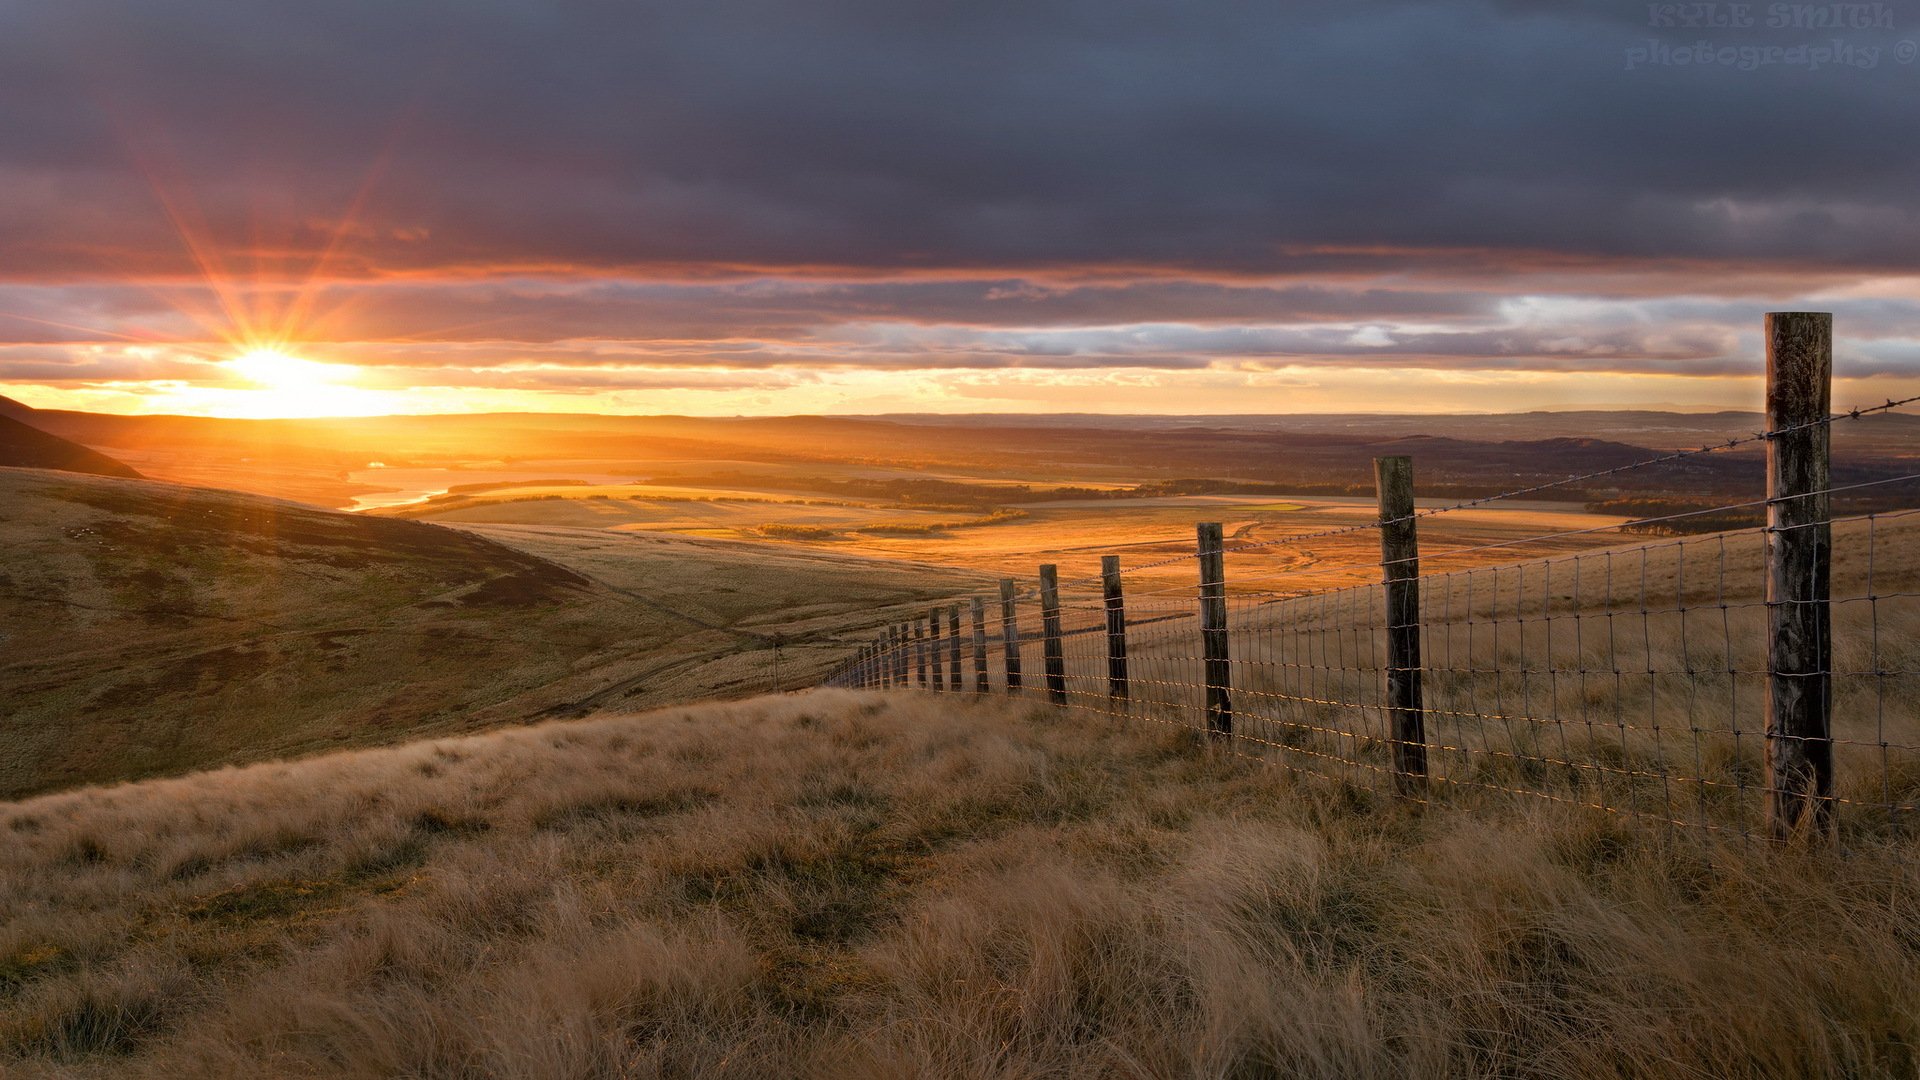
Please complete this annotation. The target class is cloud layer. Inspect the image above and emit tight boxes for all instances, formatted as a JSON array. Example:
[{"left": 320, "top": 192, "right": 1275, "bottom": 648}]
[{"left": 1, "top": 1, "right": 1916, "bottom": 413}]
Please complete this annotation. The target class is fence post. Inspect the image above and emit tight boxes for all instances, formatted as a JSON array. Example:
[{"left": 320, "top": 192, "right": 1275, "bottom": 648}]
[
  {"left": 1375, "top": 456, "right": 1427, "bottom": 792},
  {"left": 921, "top": 611, "right": 936, "bottom": 684},
  {"left": 1039, "top": 564, "right": 1067, "bottom": 705},
  {"left": 970, "top": 597, "right": 990, "bottom": 693},
  {"left": 1197, "top": 523, "right": 1231, "bottom": 739},
  {"left": 892, "top": 624, "right": 907, "bottom": 687},
  {"left": 1102, "top": 555, "right": 1130, "bottom": 700},
  {"left": 999, "top": 578, "right": 1024, "bottom": 693},
  {"left": 1765, "top": 311, "right": 1834, "bottom": 838},
  {"left": 929, "top": 607, "right": 946, "bottom": 691},
  {"left": 947, "top": 604, "right": 962, "bottom": 690}
]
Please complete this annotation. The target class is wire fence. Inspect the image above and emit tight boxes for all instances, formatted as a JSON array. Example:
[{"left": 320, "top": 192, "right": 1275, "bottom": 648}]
[{"left": 820, "top": 315, "right": 1920, "bottom": 842}]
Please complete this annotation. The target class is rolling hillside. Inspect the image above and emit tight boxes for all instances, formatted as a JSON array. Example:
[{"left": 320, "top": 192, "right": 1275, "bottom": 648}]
[{"left": 0, "top": 468, "right": 982, "bottom": 798}]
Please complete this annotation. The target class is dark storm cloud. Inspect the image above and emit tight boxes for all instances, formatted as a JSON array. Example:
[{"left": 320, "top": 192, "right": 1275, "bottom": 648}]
[
  {"left": 2, "top": 0, "right": 1916, "bottom": 280},
  {"left": 0, "top": 279, "right": 1494, "bottom": 345}
]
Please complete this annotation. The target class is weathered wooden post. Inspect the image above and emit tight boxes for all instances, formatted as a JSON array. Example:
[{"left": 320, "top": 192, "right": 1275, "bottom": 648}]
[
  {"left": 1375, "top": 456, "right": 1427, "bottom": 791},
  {"left": 970, "top": 597, "right": 990, "bottom": 693},
  {"left": 858, "top": 645, "right": 870, "bottom": 689},
  {"left": 999, "top": 578, "right": 1024, "bottom": 693},
  {"left": 1197, "top": 523, "right": 1231, "bottom": 738},
  {"left": 929, "top": 606, "right": 946, "bottom": 691},
  {"left": 1102, "top": 555, "right": 1130, "bottom": 701},
  {"left": 947, "top": 604, "right": 962, "bottom": 689},
  {"left": 1765, "top": 311, "right": 1834, "bottom": 838},
  {"left": 915, "top": 616, "right": 929, "bottom": 688},
  {"left": 892, "top": 623, "right": 908, "bottom": 686},
  {"left": 1039, "top": 564, "right": 1067, "bottom": 705}
]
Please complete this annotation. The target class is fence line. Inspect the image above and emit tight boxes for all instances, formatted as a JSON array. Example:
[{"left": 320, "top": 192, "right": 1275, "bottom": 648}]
[{"left": 820, "top": 314, "right": 1920, "bottom": 842}]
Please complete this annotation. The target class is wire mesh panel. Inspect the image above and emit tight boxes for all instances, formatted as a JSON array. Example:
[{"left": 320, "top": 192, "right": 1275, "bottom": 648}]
[
  {"left": 826, "top": 504, "right": 1920, "bottom": 840},
  {"left": 813, "top": 384, "right": 1920, "bottom": 842}
]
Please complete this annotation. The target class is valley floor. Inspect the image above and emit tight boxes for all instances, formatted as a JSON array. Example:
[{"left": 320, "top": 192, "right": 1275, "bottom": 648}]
[{"left": 3, "top": 691, "right": 1918, "bottom": 1078}]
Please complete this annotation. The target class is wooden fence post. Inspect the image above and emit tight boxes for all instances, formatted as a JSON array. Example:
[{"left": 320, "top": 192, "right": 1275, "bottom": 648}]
[
  {"left": 1102, "top": 555, "right": 1129, "bottom": 700},
  {"left": 915, "top": 616, "right": 929, "bottom": 688},
  {"left": 1375, "top": 456, "right": 1427, "bottom": 792},
  {"left": 970, "top": 597, "right": 990, "bottom": 693},
  {"left": 1765, "top": 311, "right": 1834, "bottom": 838},
  {"left": 929, "top": 606, "right": 946, "bottom": 691},
  {"left": 1039, "top": 564, "right": 1067, "bottom": 705},
  {"left": 947, "top": 604, "right": 962, "bottom": 690},
  {"left": 1197, "top": 523, "right": 1231, "bottom": 739},
  {"left": 999, "top": 578, "right": 1024, "bottom": 693},
  {"left": 892, "top": 624, "right": 907, "bottom": 687}
]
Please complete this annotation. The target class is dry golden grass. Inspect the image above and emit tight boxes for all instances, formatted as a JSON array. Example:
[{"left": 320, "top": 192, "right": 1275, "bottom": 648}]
[{"left": 4, "top": 691, "right": 1919, "bottom": 1078}]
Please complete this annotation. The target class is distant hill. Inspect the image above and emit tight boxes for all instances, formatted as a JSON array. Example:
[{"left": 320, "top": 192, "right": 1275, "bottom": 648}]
[
  {"left": 0, "top": 468, "right": 975, "bottom": 798},
  {"left": 0, "top": 412, "right": 141, "bottom": 478}
]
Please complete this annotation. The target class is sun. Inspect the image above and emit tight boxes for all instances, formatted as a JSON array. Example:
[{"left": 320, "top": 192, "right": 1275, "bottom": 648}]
[
  {"left": 229, "top": 349, "right": 342, "bottom": 390},
  {"left": 215, "top": 347, "right": 386, "bottom": 418}
]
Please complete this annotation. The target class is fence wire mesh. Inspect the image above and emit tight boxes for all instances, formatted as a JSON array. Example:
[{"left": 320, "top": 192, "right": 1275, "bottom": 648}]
[
  {"left": 820, "top": 384, "right": 1920, "bottom": 841},
  {"left": 828, "top": 509, "right": 1919, "bottom": 840}
]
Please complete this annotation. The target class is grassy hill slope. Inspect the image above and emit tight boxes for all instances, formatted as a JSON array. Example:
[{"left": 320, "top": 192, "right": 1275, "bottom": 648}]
[
  {"left": 0, "top": 469, "right": 982, "bottom": 798},
  {"left": 2, "top": 691, "right": 1916, "bottom": 1078},
  {"left": 0, "top": 416, "right": 140, "bottom": 479}
]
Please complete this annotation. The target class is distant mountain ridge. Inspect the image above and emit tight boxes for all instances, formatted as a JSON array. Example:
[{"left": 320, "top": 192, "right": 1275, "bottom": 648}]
[{"left": 0, "top": 407, "right": 142, "bottom": 478}]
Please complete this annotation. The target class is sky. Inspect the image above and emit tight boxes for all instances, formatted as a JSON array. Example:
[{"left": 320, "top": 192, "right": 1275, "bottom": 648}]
[{"left": 1, "top": 1, "right": 1917, "bottom": 418}]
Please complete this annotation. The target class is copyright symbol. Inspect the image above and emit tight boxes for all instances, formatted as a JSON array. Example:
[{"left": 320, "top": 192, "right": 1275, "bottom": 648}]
[{"left": 1898, "top": 39, "right": 1917, "bottom": 63}]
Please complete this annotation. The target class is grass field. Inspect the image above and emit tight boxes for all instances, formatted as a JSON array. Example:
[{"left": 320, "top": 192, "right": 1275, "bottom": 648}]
[
  {"left": 5, "top": 419, "right": 1920, "bottom": 1078},
  {"left": 3, "top": 692, "right": 1918, "bottom": 1078}
]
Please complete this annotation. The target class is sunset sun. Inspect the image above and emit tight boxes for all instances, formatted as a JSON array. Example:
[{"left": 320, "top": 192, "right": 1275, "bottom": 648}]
[
  {"left": 218, "top": 348, "right": 379, "bottom": 418},
  {"left": 229, "top": 348, "right": 337, "bottom": 389}
]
